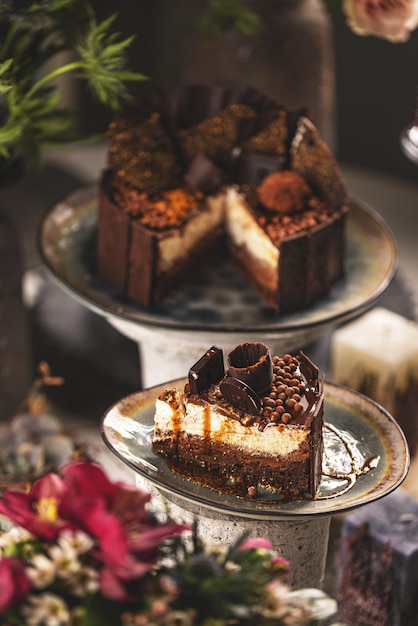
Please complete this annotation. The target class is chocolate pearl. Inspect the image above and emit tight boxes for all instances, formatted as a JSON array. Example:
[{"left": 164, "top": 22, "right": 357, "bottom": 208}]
[
  {"left": 294, "top": 402, "right": 304, "bottom": 412},
  {"left": 265, "top": 398, "right": 276, "bottom": 408},
  {"left": 248, "top": 485, "right": 258, "bottom": 498},
  {"left": 282, "top": 412, "right": 291, "bottom": 424},
  {"left": 285, "top": 387, "right": 294, "bottom": 397},
  {"left": 275, "top": 398, "right": 284, "bottom": 406},
  {"left": 276, "top": 384, "right": 285, "bottom": 394},
  {"left": 293, "top": 393, "right": 301, "bottom": 402},
  {"left": 278, "top": 392, "right": 286, "bottom": 401},
  {"left": 276, "top": 405, "right": 285, "bottom": 414},
  {"left": 287, "top": 398, "right": 296, "bottom": 409},
  {"left": 269, "top": 391, "right": 278, "bottom": 400}
]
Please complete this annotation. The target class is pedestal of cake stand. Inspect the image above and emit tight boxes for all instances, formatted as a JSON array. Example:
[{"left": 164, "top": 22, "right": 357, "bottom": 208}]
[
  {"left": 134, "top": 473, "right": 330, "bottom": 589},
  {"left": 107, "top": 317, "right": 325, "bottom": 389}
]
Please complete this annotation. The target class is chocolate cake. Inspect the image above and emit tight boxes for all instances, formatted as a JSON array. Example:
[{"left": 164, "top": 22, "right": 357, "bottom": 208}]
[
  {"left": 97, "top": 85, "right": 348, "bottom": 314},
  {"left": 152, "top": 342, "right": 324, "bottom": 499},
  {"left": 336, "top": 488, "right": 418, "bottom": 626}
]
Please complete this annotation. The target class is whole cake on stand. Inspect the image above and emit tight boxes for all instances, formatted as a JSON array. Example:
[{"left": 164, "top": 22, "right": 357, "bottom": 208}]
[{"left": 97, "top": 85, "right": 348, "bottom": 314}]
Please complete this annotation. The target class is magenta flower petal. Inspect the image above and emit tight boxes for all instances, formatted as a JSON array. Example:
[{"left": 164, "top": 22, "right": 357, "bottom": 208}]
[
  {"left": 238, "top": 537, "right": 273, "bottom": 552},
  {"left": 30, "top": 472, "right": 67, "bottom": 502},
  {"left": 0, "top": 490, "right": 63, "bottom": 540},
  {"left": 0, "top": 557, "right": 32, "bottom": 614}
]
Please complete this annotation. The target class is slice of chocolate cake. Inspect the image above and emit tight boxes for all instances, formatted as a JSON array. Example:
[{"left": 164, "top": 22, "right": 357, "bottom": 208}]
[
  {"left": 97, "top": 85, "right": 348, "bottom": 314},
  {"left": 152, "top": 342, "right": 324, "bottom": 499},
  {"left": 336, "top": 488, "right": 418, "bottom": 626}
]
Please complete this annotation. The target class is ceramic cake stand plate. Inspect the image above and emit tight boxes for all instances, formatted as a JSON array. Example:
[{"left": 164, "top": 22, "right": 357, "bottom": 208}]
[
  {"left": 39, "top": 184, "right": 397, "bottom": 337},
  {"left": 101, "top": 380, "right": 409, "bottom": 519},
  {"left": 39, "top": 184, "right": 398, "bottom": 386},
  {"left": 101, "top": 379, "right": 408, "bottom": 589}
]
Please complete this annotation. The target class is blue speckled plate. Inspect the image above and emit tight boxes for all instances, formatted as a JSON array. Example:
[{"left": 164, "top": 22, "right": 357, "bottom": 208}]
[
  {"left": 100, "top": 380, "right": 409, "bottom": 520},
  {"left": 39, "top": 184, "right": 398, "bottom": 338}
]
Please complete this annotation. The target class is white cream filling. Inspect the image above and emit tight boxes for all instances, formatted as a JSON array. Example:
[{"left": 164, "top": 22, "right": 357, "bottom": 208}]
[
  {"left": 224, "top": 187, "right": 279, "bottom": 269},
  {"left": 157, "top": 195, "right": 224, "bottom": 273},
  {"left": 154, "top": 395, "right": 309, "bottom": 457}
]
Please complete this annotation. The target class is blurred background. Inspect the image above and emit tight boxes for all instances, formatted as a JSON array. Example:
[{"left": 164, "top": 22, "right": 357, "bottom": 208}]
[{"left": 74, "top": 1, "right": 418, "bottom": 183}]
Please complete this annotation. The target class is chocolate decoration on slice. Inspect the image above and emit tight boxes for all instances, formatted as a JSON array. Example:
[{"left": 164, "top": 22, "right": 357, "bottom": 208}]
[
  {"left": 188, "top": 345, "right": 224, "bottom": 395},
  {"left": 227, "top": 342, "right": 273, "bottom": 394},
  {"left": 219, "top": 376, "right": 262, "bottom": 415},
  {"left": 184, "top": 152, "right": 227, "bottom": 194},
  {"left": 235, "top": 151, "right": 285, "bottom": 185},
  {"left": 298, "top": 350, "right": 319, "bottom": 384}
]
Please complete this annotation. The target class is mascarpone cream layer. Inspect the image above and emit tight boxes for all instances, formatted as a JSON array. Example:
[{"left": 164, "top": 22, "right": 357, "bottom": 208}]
[
  {"left": 225, "top": 188, "right": 279, "bottom": 269},
  {"left": 154, "top": 393, "right": 309, "bottom": 456},
  {"left": 157, "top": 194, "right": 224, "bottom": 273}
]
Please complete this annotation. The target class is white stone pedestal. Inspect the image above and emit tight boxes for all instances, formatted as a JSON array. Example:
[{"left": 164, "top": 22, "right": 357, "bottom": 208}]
[
  {"left": 135, "top": 475, "right": 331, "bottom": 590},
  {"left": 107, "top": 317, "right": 324, "bottom": 389}
]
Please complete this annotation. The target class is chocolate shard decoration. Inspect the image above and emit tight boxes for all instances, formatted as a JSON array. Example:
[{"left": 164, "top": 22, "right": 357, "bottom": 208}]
[
  {"left": 234, "top": 151, "right": 285, "bottom": 185},
  {"left": 184, "top": 152, "right": 227, "bottom": 194},
  {"left": 298, "top": 350, "right": 319, "bottom": 384},
  {"left": 220, "top": 376, "right": 262, "bottom": 415},
  {"left": 188, "top": 345, "right": 224, "bottom": 395},
  {"left": 227, "top": 342, "right": 273, "bottom": 394}
]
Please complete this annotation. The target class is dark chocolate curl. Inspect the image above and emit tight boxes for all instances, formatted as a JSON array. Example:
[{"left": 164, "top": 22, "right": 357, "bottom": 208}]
[
  {"left": 227, "top": 342, "right": 273, "bottom": 394},
  {"left": 220, "top": 377, "right": 262, "bottom": 415},
  {"left": 188, "top": 345, "right": 224, "bottom": 395}
]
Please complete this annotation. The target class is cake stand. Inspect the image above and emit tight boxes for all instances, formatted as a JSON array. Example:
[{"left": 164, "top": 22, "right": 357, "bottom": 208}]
[
  {"left": 101, "top": 379, "right": 409, "bottom": 590},
  {"left": 39, "top": 184, "right": 398, "bottom": 388}
]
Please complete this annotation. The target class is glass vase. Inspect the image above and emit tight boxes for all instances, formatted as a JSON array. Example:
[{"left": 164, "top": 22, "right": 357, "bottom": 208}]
[{"left": 152, "top": 0, "right": 336, "bottom": 150}]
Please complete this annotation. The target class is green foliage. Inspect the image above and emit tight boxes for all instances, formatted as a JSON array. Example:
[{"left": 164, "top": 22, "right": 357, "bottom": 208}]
[
  {"left": 0, "top": 0, "right": 145, "bottom": 175},
  {"left": 199, "top": 0, "right": 262, "bottom": 37}
]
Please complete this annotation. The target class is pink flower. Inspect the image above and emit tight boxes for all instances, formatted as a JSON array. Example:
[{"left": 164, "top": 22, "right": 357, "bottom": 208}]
[
  {"left": 238, "top": 537, "right": 273, "bottom": 552},
  {"left": 0, "top": 557, "right": 32, "bottom": 615},
  {"left": 343, "top": 0, "right": 418, "bottom": 42}
]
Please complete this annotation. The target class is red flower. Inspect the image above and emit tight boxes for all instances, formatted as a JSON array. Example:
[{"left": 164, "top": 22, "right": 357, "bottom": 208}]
[
  {"left": 0, "top": 462, "right": 189, "bottom": 602},
  {"left": 0, "top": 557, "right": 32, "bottom": 615},
  {"left": 57, "top": 462, "right": 189, "bottom": 600},
  {"left": 0, "top": 472, "right": 71, "bottom": 540}
]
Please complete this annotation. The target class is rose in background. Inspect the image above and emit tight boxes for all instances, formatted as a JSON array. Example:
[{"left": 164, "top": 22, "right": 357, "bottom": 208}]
[
  {"left": 202, "top": 0, "right": 418, "bottom": 43},
  {"left": 341, "top": 0, "right": 418, "bottom": 42},
  {"left": 0, "top": 461, "right": 341, "bottom": 626}
]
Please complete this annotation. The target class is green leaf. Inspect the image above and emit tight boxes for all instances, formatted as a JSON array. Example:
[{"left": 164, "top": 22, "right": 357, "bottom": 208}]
[
  {"left": 199, "top": 0, "right": 262, "bottom": 37},
  {"left": 0, "top": 1, "right": 144, "bottom": 173}
]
